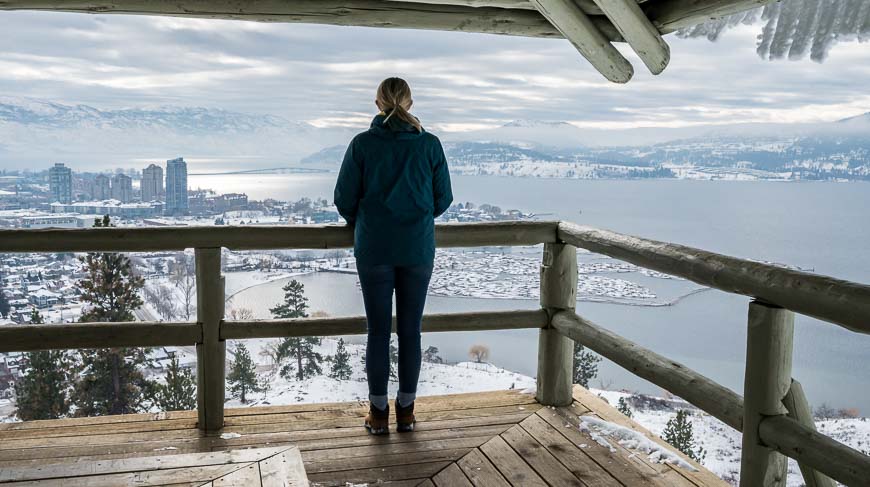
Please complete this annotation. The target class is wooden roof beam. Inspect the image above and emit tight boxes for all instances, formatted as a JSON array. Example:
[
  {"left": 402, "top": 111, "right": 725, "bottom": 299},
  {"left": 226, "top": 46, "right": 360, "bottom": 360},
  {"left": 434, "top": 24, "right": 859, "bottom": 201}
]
[
  {"left": 0, "top": 0, "right": 774, "bottom": 41},
  {"left": 530, "top": 0, "right": 633, "bottom": 82},
  {"left": 383, "top": 0, "right": 654, "bottom": 17},
  {"left": 593, "top": 0, "right": 669, "bottom": 74}
]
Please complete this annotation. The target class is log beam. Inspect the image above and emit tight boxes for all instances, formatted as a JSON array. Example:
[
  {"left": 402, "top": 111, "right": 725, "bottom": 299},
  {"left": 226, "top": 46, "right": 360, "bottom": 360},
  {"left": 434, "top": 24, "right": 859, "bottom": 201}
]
[
  {"left": 552, "top": 309, "right": 745, "bottom": 430},
  {"left": 759, "top": 414, "right": 870, "bottom": 487},
  {"left": 384, "top": 0, "right": 654, "bottom": 17},
  {"left": 0, "top": 322, "right": 200, "bottom": 352},
  {"left": 221, "top": 309, "right": 549, "bottom": 339},
  {"left": 740, "top": 300, "right": 793, "bottom": 487},
  {"left": 0, "top": 221, "right": 557, "bottom": 253},
  {"left": 593, "top": 0, "right": 669, "bottom": 74},
  {"left": 536, "top": 242, "right": 578, "bottom": 406},
  {"left": 0, "top": 0, "right": 775, "bottom": 40},
  {"left": 195, "top": 248, "right": 226, "bottom": 432},
  {"left": 530, "top": 0, "right": 634, "bottom": 82},
  {"left": 557, "top": 222, "right": 870, "bottom": 335},
  {"left": 782, "top": 380, "right": 836, "bottom": 487}
]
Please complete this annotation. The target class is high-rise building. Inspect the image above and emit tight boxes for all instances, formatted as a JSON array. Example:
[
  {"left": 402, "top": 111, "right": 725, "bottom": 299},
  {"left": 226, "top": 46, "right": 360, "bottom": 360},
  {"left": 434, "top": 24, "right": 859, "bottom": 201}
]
[
  {"left": 141, "top": 164, "right": 164, "bottom": 202},
  {"left": 92, "top": 174, "right": 110, "bottom": 200},
  {"left": 165, "top": 157, "right": 189, "bottom": 215},
  {"left": 48, "top": 163, "right": 72, "bottom": 204},
  {"left": 111, "top": 174, "right": 133, "bottom": 203}
]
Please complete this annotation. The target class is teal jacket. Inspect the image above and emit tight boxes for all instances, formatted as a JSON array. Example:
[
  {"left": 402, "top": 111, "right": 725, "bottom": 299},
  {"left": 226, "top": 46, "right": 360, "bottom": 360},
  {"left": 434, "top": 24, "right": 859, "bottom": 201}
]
[{"left": 334, "top": 112, "right": 453, "bottom": 266}]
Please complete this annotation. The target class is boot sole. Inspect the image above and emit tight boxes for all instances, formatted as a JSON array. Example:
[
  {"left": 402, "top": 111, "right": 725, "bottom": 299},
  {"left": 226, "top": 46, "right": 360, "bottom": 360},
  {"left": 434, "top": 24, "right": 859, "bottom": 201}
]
[
  {"left": 396, "top": 422, "right": 415, "bottom": 433},
  {"left": 365, "top": 424, "right": 389, "bottom": 435}
]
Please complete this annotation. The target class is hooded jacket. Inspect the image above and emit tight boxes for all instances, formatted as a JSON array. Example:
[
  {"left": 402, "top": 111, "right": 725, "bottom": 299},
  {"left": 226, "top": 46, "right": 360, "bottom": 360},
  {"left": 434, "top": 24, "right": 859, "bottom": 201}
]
[{"left": 334, "top": 111, "right": 453, "bottom": 266}]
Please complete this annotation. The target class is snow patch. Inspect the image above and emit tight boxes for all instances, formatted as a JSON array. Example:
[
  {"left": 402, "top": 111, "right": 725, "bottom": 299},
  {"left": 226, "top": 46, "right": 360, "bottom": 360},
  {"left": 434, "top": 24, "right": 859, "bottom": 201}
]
[{"left": 578, "top": 415, "right": 698, "bottom": 471}]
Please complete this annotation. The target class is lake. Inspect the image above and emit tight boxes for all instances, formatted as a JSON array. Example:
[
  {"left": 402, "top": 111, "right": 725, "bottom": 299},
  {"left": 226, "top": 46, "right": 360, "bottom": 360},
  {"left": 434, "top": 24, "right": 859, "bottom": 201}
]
[{"left": 196, "top": 172, "right": 870, "bottom": 413}]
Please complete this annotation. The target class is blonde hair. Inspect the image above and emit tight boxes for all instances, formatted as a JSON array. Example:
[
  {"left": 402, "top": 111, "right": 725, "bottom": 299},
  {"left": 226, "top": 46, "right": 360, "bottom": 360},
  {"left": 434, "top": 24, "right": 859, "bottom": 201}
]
[{"left": 376, "top": 77, "right": 422, "bottom": 133}]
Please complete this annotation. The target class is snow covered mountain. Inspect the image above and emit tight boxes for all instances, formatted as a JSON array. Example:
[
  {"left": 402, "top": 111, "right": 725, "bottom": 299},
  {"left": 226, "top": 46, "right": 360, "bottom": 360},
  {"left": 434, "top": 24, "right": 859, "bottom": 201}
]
[
  {"left": 2, "top": 97, "right": 868, "bottom": 179},
  {"left": 0, "top": 97, "right": 301, "bottom": 132},
  {"left": 0, "top": 97, "right": 353, "bottom": 171}
]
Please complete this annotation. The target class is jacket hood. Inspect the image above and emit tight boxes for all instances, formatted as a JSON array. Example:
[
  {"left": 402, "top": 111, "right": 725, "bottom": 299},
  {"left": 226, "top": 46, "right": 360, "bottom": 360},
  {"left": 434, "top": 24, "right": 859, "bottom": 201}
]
[{"left": 369, "top": 111, "right": 424, "bottom": 140}]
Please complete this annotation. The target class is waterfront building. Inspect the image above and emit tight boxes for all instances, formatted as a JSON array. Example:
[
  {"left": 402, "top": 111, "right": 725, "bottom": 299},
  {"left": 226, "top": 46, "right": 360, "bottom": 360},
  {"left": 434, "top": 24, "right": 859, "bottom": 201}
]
[
  {"left": 48, "top": 163, "right": 72, "bottom": 204},
  {"left": 165, "top": 157, "right": 189, "bottom": 215}
]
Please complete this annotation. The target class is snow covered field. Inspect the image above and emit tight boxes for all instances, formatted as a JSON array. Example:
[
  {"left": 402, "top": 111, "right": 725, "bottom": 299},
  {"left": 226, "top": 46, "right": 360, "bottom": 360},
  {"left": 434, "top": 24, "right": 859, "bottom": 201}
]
[{"left": 430, "top": 249, "right": 699, "bottom": 305}]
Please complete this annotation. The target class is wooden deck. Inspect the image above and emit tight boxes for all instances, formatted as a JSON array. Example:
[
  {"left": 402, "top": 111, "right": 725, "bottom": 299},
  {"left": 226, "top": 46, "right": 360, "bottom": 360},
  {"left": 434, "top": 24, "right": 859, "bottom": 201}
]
[{"left": 0, "top": 387, "right": 727, "bottom": 486}]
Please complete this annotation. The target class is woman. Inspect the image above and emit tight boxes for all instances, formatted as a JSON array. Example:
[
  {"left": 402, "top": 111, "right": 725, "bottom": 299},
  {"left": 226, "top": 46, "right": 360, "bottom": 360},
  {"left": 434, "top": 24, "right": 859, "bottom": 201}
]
[{"left": 334, "top": 77, "right": 453, "bottom": 435}]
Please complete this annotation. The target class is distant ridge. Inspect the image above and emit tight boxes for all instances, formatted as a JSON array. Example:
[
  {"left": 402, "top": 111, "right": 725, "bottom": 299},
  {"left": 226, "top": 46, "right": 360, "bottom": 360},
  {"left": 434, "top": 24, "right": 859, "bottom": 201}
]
[{"left": 0, "top": 97, "right": 311, "bottom": 133}]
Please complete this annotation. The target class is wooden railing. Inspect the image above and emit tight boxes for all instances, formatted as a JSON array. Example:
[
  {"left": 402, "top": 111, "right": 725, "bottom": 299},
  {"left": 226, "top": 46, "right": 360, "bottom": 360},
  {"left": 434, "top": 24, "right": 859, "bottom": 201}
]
[{"left": 0, "top": 220, "right": 868, "bottom": 486}]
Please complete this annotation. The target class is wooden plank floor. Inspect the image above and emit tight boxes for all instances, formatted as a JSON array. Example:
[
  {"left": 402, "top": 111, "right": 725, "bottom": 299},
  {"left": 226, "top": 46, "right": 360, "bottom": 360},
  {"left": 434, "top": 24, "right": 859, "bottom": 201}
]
[
  {"left": 0, "top": 447, "right": 308, "bottom": 486},
  {"left": 0, "top": 387, "right": 728, "bottom": 486}
]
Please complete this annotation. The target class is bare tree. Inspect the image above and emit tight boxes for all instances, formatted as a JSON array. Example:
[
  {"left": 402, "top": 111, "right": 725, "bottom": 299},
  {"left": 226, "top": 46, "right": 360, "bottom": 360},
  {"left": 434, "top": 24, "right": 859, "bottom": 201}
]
[
  {"left": 468, "top": 344, "right": 490, "bottom": 363},
  {"left": 151, "top": 284, "right": 178, "bottom": 321},
  {"left": 262, "top": 340, "right": 282, "bottom": 366},
  {"left": 179, "top": 273, "right": 196, "bottom": 320},
  {"left": 171, "top": 253, "right": 196, "bottom": 320},
  {"left": 229, "top": 307, "right": 254, "bottom": 320}
]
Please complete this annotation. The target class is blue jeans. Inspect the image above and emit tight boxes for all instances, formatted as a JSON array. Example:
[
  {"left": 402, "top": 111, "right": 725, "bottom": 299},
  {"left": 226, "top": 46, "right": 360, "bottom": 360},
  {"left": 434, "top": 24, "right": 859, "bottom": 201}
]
[{"left": 357, "top": 263, "right": 433, "bottom": 405}]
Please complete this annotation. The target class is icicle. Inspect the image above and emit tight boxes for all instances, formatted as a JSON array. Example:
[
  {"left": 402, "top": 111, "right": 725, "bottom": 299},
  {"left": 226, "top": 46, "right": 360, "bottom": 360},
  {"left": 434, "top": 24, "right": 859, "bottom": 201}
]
[
  {"left": 756, "top": 3, "right": 782, "bottom": 59},
  {"left": 787, "top": 0, "right": 822, "bottom": 60},
  {"left": 677, "top": 0, "right": 870, "bottom": 63}
]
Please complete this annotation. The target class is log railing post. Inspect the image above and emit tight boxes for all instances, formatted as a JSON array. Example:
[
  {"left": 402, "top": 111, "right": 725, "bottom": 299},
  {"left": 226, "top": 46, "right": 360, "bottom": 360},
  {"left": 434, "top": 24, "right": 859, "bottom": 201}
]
[
  {"left": 537, "top": 242, "right": 577, "bottom": 406},
  {"left": 195, "top": 248, "right": 226, "bottom": 432},
  {"left": 740, "top": 300, "right": 794, "bottom": 487},
  {"left": 782, "top": 380, "right": 835, "bottom": 487}
]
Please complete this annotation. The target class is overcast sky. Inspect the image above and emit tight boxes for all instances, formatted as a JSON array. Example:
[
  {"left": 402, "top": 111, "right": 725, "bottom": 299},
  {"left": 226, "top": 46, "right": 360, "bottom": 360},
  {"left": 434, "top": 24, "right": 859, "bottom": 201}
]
[{"left": 1, "top": 11, "right": 869, "bottom": 132}]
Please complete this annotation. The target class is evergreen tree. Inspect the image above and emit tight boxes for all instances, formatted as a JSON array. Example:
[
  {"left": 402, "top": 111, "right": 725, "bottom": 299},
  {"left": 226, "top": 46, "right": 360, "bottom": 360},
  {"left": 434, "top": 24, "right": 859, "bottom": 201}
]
[
  {"left": 329, "top": 338, "right": 352, "bottom": 380},
  {"left": 153, "top": 355, "right": 196, "bottom": 411},
  {"left": 227, "top": 344, "right": 262, "bottom": 403},
  {"left": 572, "top": 342, "right": 601, "bottom": 388},
  {"left": 14, "top": 310, "right": 73, "bottom": 420},
  {"left": 617, "top": 397, "right": 633, "bottom": 418},
  {"left": 71, "top": 215, "right": 155, "bottom": 416},
  {"left": 270, "top": 280, "right": 323, "bottom": 380},
  {"left": 662, "top": 410, "right": 706, "bottom": 462},
  {"left": 270, "top": 280, "right": 309, "bottom": 318},
  {"left": 423, "top": 346, "right": 443, "bottom": 364}
]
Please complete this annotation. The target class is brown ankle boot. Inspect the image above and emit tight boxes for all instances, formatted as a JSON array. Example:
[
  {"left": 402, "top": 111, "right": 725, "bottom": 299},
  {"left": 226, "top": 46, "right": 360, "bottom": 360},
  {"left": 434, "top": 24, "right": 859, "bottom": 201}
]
[
  {"left": 364, "top": 403, "right": 389, "bottom": 435},
  {"left": 395, "top": 400, "right": 415, "bottom": 432}
]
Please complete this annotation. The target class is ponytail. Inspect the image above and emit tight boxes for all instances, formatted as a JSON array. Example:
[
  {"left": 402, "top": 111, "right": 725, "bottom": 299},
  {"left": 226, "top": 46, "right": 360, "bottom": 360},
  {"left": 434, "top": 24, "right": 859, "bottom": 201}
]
[{"left": 376, "top": 77, "right": 423, "bottom": 133}]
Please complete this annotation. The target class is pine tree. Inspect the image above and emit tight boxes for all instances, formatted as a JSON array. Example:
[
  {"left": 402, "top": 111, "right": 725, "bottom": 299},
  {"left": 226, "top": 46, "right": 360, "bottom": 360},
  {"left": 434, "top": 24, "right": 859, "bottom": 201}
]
[
  {"left": 71, "top": 215, "right": 155, "bottom": 416},
  {"left": 270, "top": 280, "right": 323, "bottom": 380},
  {"left": 14, "top": 310, "right": 73, "bottom": 420},
  {"left": 573, "top": 342, "right": 601, "bottom": 388},
  {"left": 662, "top": 409, "right": 706, "bottom": 462},
  {"left": 329, "top": 338, "right": 353, "bottom": 380},
  {"left": 423, "top": 346, "right": 443, "bottom": 364},
  {"left": 270, "top": 279, "right": 309, "bottom": 318},
  {"left": 617, "top": 397, "right": 633, "bottom": 418},
  {"left": 153, "top": 355, "right": 196, "bottom": 411},
  {"left": 227, "top": 344, "right": 263, "bottom": 403}
]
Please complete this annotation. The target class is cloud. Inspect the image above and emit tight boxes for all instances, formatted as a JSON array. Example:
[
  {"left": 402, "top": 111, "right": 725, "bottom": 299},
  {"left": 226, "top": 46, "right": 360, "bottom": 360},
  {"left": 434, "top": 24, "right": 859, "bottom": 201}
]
[{"left": 0, "top": 10, "right": 868, "bottom": 132}]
